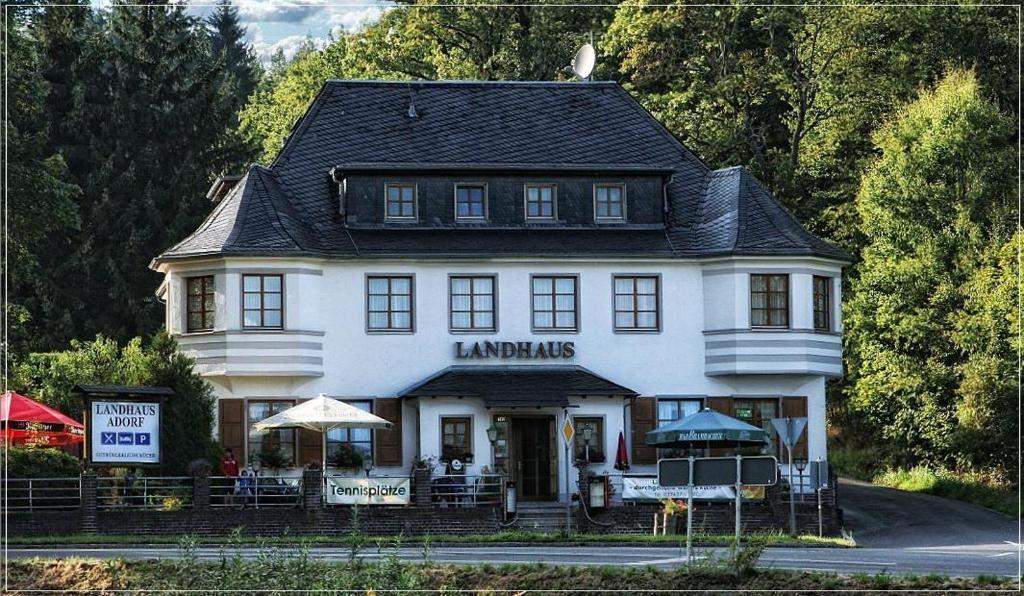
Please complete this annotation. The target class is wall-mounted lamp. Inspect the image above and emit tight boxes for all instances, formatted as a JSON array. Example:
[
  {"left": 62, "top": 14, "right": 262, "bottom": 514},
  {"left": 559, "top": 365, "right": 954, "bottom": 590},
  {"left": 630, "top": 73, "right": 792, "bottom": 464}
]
[{"left": 486, "top": 424, "right": 499, "bottom": 445}]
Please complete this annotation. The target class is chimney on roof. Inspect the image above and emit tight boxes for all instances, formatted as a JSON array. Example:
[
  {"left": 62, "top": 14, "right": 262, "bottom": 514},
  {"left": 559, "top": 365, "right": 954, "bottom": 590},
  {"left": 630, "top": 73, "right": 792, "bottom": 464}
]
[{"left": 207, "top": 174, "right": 242, "bottom": 203}]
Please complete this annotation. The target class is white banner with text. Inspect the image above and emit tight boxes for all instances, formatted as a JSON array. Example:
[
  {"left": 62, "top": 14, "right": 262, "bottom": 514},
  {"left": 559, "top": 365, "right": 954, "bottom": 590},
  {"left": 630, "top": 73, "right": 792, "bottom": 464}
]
[
  {"left": 326, "top": 477, "right": 411, "bottom": 505},
  {"left": 621, "top": 476, "right": 764, "bottom": 501}
]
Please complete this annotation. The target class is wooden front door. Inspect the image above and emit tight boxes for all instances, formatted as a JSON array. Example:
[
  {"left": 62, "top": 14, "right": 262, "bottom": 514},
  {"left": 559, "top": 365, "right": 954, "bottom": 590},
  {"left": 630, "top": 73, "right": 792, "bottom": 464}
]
[{"left": 512, "top": 417, "right": 555, "bottom": 501}]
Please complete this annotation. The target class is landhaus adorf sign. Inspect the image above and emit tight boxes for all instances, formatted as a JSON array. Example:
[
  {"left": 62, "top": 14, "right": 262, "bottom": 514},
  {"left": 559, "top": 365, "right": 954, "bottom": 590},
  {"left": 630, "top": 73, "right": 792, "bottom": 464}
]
[
  {"left": 327, "top": 477, "right": 411, "bottom": 505},
  {"left": 455, "top": 340, "right": 575, "bottom": 360},
  {"left": 89, "top": 401, "right": 161, "bottom": 464}
]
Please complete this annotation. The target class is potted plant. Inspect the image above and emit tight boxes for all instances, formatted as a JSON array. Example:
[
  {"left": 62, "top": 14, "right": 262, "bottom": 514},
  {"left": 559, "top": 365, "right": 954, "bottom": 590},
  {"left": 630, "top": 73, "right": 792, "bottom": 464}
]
[
  {"left": 331, "top": 443, "right": 363, "bottom": 472},
  {"left": 256, "top": 446, "right": 289, "bottom": 473}
]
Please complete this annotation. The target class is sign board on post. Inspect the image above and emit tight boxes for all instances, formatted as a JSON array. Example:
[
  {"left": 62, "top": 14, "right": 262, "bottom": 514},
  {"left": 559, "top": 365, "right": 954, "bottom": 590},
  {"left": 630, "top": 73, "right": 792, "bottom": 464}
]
[
  {"left": 658, "top": 456, "right": 778, "bottom": 487},
  {"left": 88, "top": 400, "right": 162, "bottom": 465},
  {"left": 771, "top": 417, "right": 807, "bottom": 448},
  {"left": 326, "top": 477, "right": 411, "bottom": 505}
]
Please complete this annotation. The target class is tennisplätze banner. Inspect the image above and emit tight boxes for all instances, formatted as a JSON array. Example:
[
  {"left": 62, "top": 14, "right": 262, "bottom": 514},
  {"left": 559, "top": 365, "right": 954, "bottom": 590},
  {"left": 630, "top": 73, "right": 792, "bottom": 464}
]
[
  {"left": 89, "top": 401, "right": 161, "bottom": 464},
  {"left": 326, "top": 477, "right": 411, "bottom": 505}
]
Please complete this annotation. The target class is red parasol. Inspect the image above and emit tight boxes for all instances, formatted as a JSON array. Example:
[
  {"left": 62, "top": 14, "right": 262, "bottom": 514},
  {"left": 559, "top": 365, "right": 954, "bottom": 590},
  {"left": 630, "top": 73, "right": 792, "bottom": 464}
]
[
  {"left": 614, "top": 430, "right": 630, "bottom": 471},
  {"left": 1, "top": 391, "right": 85, "bottom": 447}
]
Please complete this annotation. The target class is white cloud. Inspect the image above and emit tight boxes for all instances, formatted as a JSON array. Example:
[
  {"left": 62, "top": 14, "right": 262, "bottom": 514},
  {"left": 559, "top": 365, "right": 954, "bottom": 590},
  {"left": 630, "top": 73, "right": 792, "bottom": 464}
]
[
  {"left": 252, "top": 33, "right": 329, "bottom": 64},
  {"left": 327, "top": 5, "right": 384, "bottom": 32}
]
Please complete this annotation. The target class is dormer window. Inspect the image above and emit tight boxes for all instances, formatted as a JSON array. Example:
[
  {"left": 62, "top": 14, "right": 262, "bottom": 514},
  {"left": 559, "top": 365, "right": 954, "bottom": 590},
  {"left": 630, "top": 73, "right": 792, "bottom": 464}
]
[
  {"left": 525, "top": 184, "right": 556, "bottom": 220},
  {"left": 385, "top": 184, "right": 417, "bottom": 220},
  {"left": 594, "top": 183, "right": 626, "bottom": 222},
  {"left": 455, "top": 184, "right": 487, "bottom": 221}
]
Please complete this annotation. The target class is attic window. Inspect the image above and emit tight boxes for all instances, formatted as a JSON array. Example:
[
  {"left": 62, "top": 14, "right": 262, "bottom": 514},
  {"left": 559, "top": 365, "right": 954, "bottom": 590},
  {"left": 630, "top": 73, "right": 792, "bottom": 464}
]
[
  {"left": 455, "top": 184, "right": 487, "bottom": 221},
  {"left": 594, "top": 184, "right": 626, "bottom": 222},
  {"left": 385, "top": 184, "right": 417, "bottom": 220}
]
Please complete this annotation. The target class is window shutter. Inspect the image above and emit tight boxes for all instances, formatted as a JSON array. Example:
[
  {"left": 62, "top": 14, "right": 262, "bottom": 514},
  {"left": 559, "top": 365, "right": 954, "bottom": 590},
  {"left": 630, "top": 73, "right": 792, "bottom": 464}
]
[
  {"left": 298, "top": 429, "right": 323, "bottom": 469},
  {"left": 706, "top": 396, "right": 732, "bottom": 415},
  {"left": 373, "top": 399, "right": 403, "bottom": 466},
  {"left": 782, "top": 396, "right": 808, "bottom": 458},
  {"left": 631, "top": 397, "right": 657, "bottom": 465},
  {"left": 218, "top": 399, "right": 244, "bottom": 460}
]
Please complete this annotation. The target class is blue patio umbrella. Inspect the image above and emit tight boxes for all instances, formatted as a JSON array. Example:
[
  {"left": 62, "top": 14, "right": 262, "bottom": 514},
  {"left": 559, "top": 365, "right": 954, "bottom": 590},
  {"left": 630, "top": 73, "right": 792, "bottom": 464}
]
[{"left": 645, "top": 408, "right": 767, "bottom": 447}]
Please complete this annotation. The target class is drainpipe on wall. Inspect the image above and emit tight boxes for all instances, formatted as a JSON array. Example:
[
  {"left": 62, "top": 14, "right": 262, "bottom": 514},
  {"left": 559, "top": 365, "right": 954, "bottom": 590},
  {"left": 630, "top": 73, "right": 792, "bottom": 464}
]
[{"left": 661, "top": 173, "right": 675, "bottom": 224}]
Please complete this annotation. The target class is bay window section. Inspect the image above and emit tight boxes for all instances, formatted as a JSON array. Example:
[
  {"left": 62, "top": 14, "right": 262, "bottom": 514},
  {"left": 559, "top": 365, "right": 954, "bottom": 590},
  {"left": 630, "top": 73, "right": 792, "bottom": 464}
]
[
  {"left": 247, "top": 401, "right": 296, "bottom": 467},
  {"left": 750, "top": 274, "right": 789, "bottom": 328},
  {"left": 367, "top": 275, "right": 414, "bottom": 332},
  {"left": 813, "top": 276, "right": 831, "bottom": 332},
  {"left": 242, "top": 274, "right": 283, "bottom": 329},
  {"left": 186, "top": 275, "right": 215, "bottom": 332}
]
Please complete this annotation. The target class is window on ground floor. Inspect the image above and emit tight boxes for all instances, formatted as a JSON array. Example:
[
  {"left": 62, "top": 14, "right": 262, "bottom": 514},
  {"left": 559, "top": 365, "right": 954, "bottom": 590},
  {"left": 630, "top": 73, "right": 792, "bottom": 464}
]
[
  {"left": 441, "top": 416, "right": 472, "bottom": 463},
  {"left": 246, "top": 400, "right": 296, "bottom": 467},
  {"left": 327, "top": 400, "right": 373, "bottom": 467},
  {"left": 732, "top": 397, "right": 780, "bottom": 456},
  {"left": 656, "top": 398, "right": 703, "bottom": 458},
  {"left": 573, "top": 417, "right": 604, "bottom": 463}
]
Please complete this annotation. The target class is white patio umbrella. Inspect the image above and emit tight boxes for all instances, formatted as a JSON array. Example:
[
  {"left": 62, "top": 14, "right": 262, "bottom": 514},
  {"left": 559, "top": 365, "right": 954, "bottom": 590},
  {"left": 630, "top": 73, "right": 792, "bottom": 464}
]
[{"left": 252, "top": 393, "right": 392, "bottom": 473}]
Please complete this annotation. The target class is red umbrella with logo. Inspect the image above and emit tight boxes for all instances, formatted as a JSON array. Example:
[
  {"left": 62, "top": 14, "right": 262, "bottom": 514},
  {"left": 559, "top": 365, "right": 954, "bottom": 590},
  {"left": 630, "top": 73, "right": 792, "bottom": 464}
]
[
  {"left": 1, "top": 391, "right": 85, "bottom": 447},
  {"left": 614, "top": 430, "right": 630, "bottom": 471}
]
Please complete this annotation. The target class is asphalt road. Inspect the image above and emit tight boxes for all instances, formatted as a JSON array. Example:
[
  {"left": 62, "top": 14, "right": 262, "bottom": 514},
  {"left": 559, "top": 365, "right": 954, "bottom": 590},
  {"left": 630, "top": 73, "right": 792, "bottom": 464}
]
[
  {"left": 839, "top": 477, "right": 1018, "bottom": 549},
  {"left": 5, "top": 543, "right": 1020, "bottom": 577}
]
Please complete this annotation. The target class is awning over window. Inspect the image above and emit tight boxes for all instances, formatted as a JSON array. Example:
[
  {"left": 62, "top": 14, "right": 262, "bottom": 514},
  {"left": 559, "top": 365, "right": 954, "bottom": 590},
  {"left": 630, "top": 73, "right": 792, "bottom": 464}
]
[{"left": 399, "top": 365, "right": 639, "bottom": 408}]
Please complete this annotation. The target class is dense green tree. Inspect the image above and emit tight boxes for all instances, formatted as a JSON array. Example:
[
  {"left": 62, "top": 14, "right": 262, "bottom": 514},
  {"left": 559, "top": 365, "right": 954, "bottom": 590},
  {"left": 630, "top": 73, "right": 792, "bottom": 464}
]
[
  {"left": 2, "top": 9, "right": 81, "bottom": 355},
  {"left": 844, "top": 70, "right": 1016, "bottom": 469},
  {"left": 12, "top": 332, "right": 217, "bottom": 474},
  {"left": 207, "top": 0, "right": 261, "bottom": 124},
  {"left": 62, "top": 2, "right": 245, "bottom": 342}
]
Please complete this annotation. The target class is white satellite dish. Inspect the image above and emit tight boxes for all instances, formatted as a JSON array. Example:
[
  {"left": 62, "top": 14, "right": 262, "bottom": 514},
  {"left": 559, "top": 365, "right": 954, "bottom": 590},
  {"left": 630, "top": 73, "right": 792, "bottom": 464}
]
[{"left": 571, "top": 43, "right": 596, "bottom": 80}]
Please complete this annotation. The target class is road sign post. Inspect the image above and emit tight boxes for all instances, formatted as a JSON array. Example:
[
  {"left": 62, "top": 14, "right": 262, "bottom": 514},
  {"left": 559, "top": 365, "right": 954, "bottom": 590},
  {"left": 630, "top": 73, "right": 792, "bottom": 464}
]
[
  {"left": 686, "top": 455, "right": 694, "bottom": 562},
  {"left": 734, "top": 453, "right": 742, "bottom": 543},
  {"left": 561, "top": 413, "right": 574, "bottom": 534}
]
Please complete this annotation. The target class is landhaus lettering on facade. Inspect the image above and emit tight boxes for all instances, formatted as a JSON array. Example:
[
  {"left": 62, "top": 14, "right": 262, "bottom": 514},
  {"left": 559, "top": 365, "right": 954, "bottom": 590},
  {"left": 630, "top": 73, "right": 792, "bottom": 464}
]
[
  {"left": 455, "top": 341, "right": 575, "bottom": 360},
  {"left": 151, "top": 80, "right": 850, "bottom": 504}
]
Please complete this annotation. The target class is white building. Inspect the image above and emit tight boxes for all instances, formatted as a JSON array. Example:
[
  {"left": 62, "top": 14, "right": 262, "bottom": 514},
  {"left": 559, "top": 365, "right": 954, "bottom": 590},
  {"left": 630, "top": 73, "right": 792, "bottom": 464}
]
[{"left": 151, "top": 81, "right": 849, "bottom": 502}]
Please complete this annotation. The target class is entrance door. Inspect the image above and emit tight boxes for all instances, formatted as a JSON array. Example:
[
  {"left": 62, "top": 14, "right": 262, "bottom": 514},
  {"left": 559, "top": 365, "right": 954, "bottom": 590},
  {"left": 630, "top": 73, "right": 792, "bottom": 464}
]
[{"left": 512, "top": 417, "right": 555, "bottom": 501}]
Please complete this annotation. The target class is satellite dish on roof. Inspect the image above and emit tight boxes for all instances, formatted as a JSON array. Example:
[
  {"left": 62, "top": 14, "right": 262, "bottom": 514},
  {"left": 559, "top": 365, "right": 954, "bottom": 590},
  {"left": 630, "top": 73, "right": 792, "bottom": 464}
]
[{"left": 571, "top": 43, "right": 596, "bottom": 80}]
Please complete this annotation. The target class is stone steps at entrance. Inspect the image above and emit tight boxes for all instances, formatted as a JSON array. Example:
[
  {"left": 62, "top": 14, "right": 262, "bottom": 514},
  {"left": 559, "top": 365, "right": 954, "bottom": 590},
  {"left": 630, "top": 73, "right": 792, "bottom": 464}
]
[{"left": 513, "top": 502, "right": 576, "bottom": 532}]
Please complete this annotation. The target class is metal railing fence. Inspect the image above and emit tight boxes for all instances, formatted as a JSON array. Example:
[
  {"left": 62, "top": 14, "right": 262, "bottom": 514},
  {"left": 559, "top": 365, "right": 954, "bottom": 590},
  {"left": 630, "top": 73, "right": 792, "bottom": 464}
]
[
  {"left": 2, "top": 477, "right": 81, "bottom": 511},
  {"left": 209, "top": 475, "right": 302, "bottom": 508},
  {"left": 430, "top": 474, "right": 503, "bottom": 507},
  {"left": 96, "top": 476, "right": 193, "bottom": 510}
]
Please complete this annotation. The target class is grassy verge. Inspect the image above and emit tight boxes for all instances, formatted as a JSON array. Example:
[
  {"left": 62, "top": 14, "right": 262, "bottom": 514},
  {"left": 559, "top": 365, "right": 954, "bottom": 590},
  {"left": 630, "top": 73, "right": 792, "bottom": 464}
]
[
  {"left": 873, "top": 466, "right": 1019, "bottom": 517},
  {"left": 8, "top": 530, "right": 853, "bottom": 547},
  {"left": 6, "top": 558, "right": 1012, "bottom": 593}
]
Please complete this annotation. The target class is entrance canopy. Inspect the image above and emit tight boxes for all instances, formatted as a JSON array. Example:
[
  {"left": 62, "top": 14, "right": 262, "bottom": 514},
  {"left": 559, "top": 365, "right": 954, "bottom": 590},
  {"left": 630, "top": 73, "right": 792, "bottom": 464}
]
[
  {"left": 400, "top": 365, "right": 638, "bottom": 408},
  {"left": 646, "top": 407, "right": 767, "bottom": 447}
]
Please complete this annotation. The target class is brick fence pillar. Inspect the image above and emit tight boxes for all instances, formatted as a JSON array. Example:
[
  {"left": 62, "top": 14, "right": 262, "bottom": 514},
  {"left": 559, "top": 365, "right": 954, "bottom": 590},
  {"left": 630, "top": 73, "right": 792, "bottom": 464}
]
[
  {"left": 80, "top": 472, "right": 97, "bottom": 533},
  {"left": 192, "top": 475, "right": 210, "bottom": 509},
  {"left": 303, "top": 468, "right": 323, "bottom": 509},
  {"left": 413, "top": 468, "right": 431, "bottom": 507}
]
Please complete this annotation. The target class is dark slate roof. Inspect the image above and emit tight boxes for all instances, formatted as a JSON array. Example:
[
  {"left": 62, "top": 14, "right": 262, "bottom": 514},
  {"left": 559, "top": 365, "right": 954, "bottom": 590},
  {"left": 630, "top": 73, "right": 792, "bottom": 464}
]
[
  {"left": 153, "top": 80, "right": 849, "bottom": 264},
  {"left": 399, "top": 365, "right": 639, "bottom": 408}
]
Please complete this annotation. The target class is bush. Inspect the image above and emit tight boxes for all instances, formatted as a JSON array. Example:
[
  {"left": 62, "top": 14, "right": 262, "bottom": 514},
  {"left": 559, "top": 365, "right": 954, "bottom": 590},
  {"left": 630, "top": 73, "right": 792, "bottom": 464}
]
[
  {"left": 1, "top": 447, "right": 81, "bottom": 478},
  {"left": 873, "top": 465, "right": 1018, "bottom": 517}
]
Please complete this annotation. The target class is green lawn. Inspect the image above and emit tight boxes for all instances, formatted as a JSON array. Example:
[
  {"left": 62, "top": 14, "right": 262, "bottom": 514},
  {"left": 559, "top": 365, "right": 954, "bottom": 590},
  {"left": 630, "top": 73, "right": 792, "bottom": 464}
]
[
  {"left": 873, "top": 466, "right": 1019, "bottom": 517},
  {"left": 8, "top": 530, "right": 854, "bottom": 548}
]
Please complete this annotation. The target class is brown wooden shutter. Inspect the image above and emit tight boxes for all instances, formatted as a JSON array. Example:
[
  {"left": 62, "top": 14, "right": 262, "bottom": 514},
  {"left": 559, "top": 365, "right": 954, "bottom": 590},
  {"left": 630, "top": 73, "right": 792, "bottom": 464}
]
[
  {"left": 631, "top": 396, "right": 657, "bottom": 465},
  {"left": 782, "top": 396, "right": 808, "bottom": 458},
  {"left": 373, "top": 398, "right": 403, "bottom": 466},
  {"left": 298, "top": 429, "right": 323, "bottom": 469},
  {"left": 218, "top": 399, "right": 245, "bottom": 460},
  {"left": 706, "top": 396, "right": 732, "bottom": 415},
  {"left": 706, "top": 397, "right": 733, "bottom": 456}
]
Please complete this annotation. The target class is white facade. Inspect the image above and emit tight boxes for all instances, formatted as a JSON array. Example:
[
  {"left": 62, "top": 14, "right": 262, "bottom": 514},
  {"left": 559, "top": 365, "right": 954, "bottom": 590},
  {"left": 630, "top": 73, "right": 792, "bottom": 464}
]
[{"left": 157, "top": 254, "right": 841, "bottom": 501}]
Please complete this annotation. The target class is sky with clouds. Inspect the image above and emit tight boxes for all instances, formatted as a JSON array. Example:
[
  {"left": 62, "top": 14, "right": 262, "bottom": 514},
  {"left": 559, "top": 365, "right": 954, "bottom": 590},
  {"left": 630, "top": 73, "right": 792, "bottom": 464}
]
[{"left": 94, "top": 1, "right": 389, "bottom": 64}]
